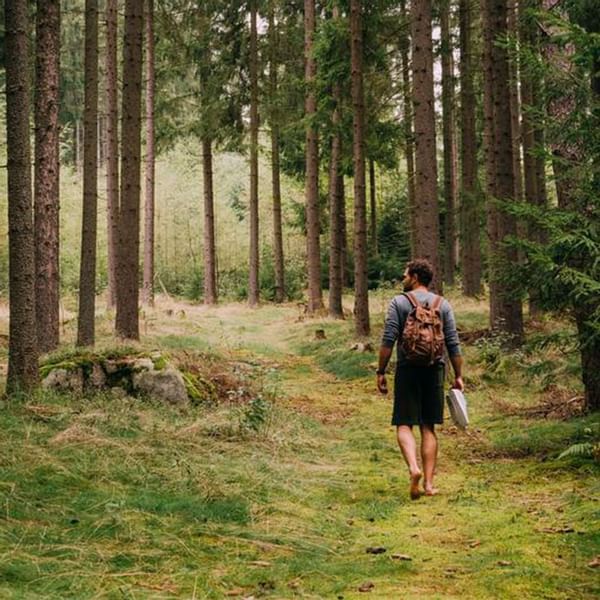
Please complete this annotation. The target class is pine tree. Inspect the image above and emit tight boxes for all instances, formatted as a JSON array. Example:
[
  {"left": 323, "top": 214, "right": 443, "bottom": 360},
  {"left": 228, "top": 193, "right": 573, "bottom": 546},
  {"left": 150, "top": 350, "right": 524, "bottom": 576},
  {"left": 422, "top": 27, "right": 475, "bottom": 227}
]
[
  {"left": 350, "top": 0, "right": 370, "bottom": 337},
  {"left": 34, "top": 0, "right": 61, "bottom": 352},
  {"left": 5, "top": 0, "right": 39, "bottom": 393},
  {"left": 115, "top": 0, "right": 144, "bottom": 340},
  {"left": 77, "top": 0, "right": 99, "bottom": 347},
  {"left": 411, "top": 0, "right": 441, "bottom": 290},
  {"left": 304, "top": 0, "right": 323, "bottom": 313}
]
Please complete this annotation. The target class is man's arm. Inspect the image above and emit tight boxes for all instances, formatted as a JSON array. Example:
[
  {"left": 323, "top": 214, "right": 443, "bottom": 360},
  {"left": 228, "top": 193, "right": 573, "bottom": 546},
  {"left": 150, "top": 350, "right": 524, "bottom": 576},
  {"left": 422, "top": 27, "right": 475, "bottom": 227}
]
[
  {"left": 443, "top": 300, "right": 464, "bottom": 391},
  {"left": 449, "top": 354, "right": 464, "bottom": 391},
  {"left": 377, "top": 297, "right": 402, "bottom": 395},
  {"left": 377, "top": 345, "right": 393, "bottom": 394}
]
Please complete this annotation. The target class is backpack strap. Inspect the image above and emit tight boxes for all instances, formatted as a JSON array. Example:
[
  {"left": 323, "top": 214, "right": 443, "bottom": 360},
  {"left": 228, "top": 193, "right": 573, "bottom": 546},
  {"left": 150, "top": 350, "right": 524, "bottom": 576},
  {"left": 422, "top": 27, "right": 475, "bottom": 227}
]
[
  {"left": 432, "top": 294, "right": 444, "bottom": 311},
  {"left": 403, "top": 292, "right": 419, "bottom": 308}
]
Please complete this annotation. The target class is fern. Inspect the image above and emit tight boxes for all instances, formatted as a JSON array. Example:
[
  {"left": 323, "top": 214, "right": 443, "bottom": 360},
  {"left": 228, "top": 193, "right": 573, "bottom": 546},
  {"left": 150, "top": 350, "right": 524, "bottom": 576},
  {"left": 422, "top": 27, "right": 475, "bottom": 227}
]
[{"left": 558, "top": 442, "right": 599, "bottom": 460}]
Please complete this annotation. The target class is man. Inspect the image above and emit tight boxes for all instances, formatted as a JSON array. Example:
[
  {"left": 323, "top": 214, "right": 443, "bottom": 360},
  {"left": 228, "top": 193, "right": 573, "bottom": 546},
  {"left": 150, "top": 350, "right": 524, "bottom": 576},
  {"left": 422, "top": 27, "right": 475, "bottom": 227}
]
[{"left": 376, "top": 258, "right": 463, "bottom": 499}]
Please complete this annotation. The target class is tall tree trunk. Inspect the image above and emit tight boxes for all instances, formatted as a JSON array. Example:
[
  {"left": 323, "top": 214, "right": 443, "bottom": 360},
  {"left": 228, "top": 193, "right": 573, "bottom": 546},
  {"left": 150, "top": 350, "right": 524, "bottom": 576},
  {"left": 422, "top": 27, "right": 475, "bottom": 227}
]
[
  {"left": 350, "top": 0, "right": 370, "bottom": 337},
  {"left": 77, "top": 0, "right": 99, "bottom": 347},
  {"left": 484, "top": 0, "right": 523, "bottom": 341},
  {"left": 115, "top": 0, "right": 144, "bottom": 340},
  {"left": 304, "top": 0, "right": 323, "bottom": 313},
  {"left": 248, "top": 0, "right": 260, "bottom": 307},
  {"left": 34, "top": 0, "right": 60, "bottom": 353},
  {"left": 440, "top": 0, "right": 458, "bottom": 286},
  {"left": 339, "top": 173, "right": 349, "bottom": 287},
  {"left": 5, "top": 0, "right": 39, "bottom": 393},
  {"left": 106, "top": 0, "right": 119, "bottom": 309},
  {"left": 459, "top": 0, "right": 482, "bottom": 296},
  {"left": 328, "top": 65, "right": 344, "bottom": 318},
  {"left": 202, "top": 137, "right": 217, "bottom": 304},
  {"left": 142, "top": 0, "right": 155, "bottom": 306},
  {"left": 369, "top": 159, "right": 378, "bottom": 257},
  {"left": 412, "top": 0, "right": 441, "bottom": 290},
  {"left": 400, "top": 0, "right": 416, "bottom": 257},
  {"left": 508, "top": 0, "right": 524, "bottom": 205},
  {"left": 268, "top": 3, "right": 285, "bottom": 303}
]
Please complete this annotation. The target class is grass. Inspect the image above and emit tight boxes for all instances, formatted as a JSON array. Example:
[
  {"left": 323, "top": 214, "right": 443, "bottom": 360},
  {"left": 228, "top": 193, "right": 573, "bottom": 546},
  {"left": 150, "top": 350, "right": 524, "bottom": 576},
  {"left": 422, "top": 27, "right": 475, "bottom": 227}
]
[{"left": 0, "top": 296, "right": 598, "bottom": 598}]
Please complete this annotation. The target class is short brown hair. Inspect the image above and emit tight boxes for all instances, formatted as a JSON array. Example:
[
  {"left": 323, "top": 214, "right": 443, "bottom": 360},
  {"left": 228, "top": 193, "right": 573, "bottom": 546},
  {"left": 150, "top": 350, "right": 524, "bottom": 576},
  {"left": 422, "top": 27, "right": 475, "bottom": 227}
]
[{"left": 406, "top": 258, "right": 434, "bottom": 286}]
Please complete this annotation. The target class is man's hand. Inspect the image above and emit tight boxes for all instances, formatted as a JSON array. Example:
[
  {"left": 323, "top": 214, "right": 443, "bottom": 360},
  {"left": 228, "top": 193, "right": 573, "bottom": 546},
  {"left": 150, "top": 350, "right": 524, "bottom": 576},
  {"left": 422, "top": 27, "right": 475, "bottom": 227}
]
[
  {"left": 377, "top": 374, "right": 388, "bottom": 395},
  {"left": 452, "top": 376, "right": 464, "bottom": 392}
]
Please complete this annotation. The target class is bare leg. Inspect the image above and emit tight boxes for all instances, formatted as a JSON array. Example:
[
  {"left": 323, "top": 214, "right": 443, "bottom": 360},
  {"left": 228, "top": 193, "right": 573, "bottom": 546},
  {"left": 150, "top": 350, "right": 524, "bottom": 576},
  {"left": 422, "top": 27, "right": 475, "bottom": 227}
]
[
  {"left": 420, "top": 424, "right": 438, "bottom": 495},
  {"left": 396, "top": 425, "right": 422, "bottom": 499}
]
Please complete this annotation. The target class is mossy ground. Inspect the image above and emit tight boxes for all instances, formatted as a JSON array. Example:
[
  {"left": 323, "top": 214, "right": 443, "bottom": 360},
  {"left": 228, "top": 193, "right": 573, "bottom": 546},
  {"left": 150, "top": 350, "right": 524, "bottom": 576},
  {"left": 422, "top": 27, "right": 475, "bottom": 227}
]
[{"left": 0, "top": 291, "right": 598, "bottom": 598}]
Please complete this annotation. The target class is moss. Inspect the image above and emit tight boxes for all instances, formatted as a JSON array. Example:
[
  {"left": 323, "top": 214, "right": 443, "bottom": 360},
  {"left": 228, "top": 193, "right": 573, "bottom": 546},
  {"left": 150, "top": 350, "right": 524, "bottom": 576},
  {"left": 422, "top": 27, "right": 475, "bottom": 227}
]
[
  {"left": 182, "top": 372, "right": 217, "bottom": 405},
  {"left": 151, "top": 354, "right": 169, "bottom": 370}
]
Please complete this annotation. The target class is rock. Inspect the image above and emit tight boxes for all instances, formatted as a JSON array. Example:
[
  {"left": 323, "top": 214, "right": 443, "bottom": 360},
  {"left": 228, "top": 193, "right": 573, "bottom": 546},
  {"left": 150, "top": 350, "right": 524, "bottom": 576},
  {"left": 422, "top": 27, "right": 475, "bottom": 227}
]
[
  {"left": 350, "top": 342, "right": 374, "bottom": 352},
  {"left": 87, "top": 363, "right": 107, "bottom": 389},
  {"left": 587, "top": 556, "right": 600, "bottom": 568},
  {"left": 358, "top": 582, "right": 374, "bottom": 593},
  {"left": 42, "top": 368, "right": 84, "bottom": 394},
  {"left": 366, "top": 546, "right": 387, "bottom": 555},
  {"left": 131, "top": 357, "right": 155, "bottom": 372},
  {"left": 103, "top": 360, "right": 121, "bottom": 375},
  {"left": 132, "top": 367, "right": 189, "bottom": 406},
  {"left": 315, "top": 329, "right": 326, "bottom": 340},
  {"left": 391, "top": 554, "right": 412, "bottom": 561},
  {"left": 497, "top": 560, "right": 512, "bottom": 567},
  {"left": 110, "top": 387, "right": 128, "bottom": 399}
]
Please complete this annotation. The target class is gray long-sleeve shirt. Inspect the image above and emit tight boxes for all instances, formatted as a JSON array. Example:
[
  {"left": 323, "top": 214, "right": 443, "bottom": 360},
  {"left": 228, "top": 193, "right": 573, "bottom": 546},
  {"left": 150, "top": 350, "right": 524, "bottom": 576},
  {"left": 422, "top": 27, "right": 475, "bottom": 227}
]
[{"left": 381, "top": 290, "right": 461, "bottom": 366}]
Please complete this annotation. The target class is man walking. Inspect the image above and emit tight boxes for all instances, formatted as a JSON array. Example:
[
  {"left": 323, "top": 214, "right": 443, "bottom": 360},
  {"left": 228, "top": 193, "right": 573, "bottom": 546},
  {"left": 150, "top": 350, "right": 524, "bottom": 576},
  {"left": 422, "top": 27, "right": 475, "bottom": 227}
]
[{"left": 376, "top": 259, "right": 463, "bottom": 499}]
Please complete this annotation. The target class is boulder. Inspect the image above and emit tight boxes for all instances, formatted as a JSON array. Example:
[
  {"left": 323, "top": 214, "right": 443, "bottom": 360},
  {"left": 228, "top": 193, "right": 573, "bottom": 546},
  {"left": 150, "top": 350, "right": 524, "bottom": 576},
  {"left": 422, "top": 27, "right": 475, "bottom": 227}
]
[
  {"left": 132, "top": 367, "right": 189, "bottom": 406},
  {"left": 42, "top": 368, "right": 84, "bottom": 394}
]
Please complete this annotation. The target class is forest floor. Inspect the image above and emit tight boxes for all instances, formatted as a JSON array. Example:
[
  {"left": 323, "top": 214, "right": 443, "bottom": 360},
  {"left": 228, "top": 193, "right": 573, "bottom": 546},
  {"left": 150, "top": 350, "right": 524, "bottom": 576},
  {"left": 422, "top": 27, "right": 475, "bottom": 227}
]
[{"left": 0, "top": 292, "right": 598, "bottom": 599}]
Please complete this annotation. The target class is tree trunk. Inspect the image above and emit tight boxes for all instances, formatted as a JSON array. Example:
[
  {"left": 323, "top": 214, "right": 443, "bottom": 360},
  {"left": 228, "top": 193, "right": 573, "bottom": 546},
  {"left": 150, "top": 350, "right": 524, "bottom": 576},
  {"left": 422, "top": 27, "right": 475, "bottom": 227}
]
[
  {"left": 304, "top": 0, "right": 323, "bottom": 313},
  {"left": 77, "top": 0, "right": 99, "bottom": 347},
  {"left": 248, "top": 0, "right": 260, "bottom": 307},
  {"left": 328, "top": 72, "right": 344, "bottom": 318},
  {"left": 459, "top": 0, "right": 482, "bottom": 296},
  {"left": 484, "top": 0, "right": 523, "bottom": 341},
  {"left": 106, "top": 0, "right": 119, "bottom": 309},
  {"left": 5, "top": 0, "right": 39, "bottom": 393},
  {"left": 34, "top": 0, "right": 60, "bottom": 353},
  {"left": 400, "top": 0, "right": 416, "bottom": 257},
  {"left": 268, "top": 4, "right": 285, "bottom": 303},
  {"left": 339, "top": 173, "right": 349, "bottom": 288},
  {"left": 350, "top": 0, "right": 370, "bottom": 337},
  {"left": 369, "top": 159, "right": 378, "bottom": 257},
  {"left": 412, "top": 0, "right": 441, "bottom": 291},
  {"left": 440, "top": 0, "right": 458, "bottom": 286},
  {"left": 115, "top": 0, "right": 144, "bottom": 340},
  {"left": 508, "top": 0, "right": 524, "bottom": 205},
  {"left": 142, "top": 0, "right": 155, "bottom": 306},
  {"left": 202, "top": 137, "right": 217, "bottom": 304}
]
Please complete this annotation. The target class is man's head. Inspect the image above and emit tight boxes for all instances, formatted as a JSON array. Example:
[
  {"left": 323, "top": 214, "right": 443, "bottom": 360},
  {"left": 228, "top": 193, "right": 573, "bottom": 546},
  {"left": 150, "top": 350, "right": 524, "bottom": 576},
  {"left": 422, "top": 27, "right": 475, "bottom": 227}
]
[{"left": 402, "top": 258, "right": 434, "bottom": 291}]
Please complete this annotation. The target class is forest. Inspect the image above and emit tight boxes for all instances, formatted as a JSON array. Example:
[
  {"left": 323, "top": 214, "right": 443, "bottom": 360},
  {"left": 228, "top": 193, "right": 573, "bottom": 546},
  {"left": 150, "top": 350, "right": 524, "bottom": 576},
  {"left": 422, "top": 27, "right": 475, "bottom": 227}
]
[{"left": 0, "top": 0, "right": 599, "bottom": 598}]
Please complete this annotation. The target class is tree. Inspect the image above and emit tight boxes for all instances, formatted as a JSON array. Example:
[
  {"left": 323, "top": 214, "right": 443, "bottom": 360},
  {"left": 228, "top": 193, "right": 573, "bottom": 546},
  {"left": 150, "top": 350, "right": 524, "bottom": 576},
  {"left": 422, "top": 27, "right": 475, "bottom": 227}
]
[
  {"left": 440, "top": 0, "right": 458, "bottom": 286},
  {"left": 34, "top": 0, "right": 61, "bottom": 352},
  {"left": 248, "top": 0, "right": 260, "bottom": 307},
  {"left": 350, "top": 0, "right": 370, "bottom": 336},
  {"left": 268, "top": 2, "right": 285, "bottom": 303},
  {"left": 458, "top": 0, "right": 482, "bottom": 295},
  {"left": 142, "top": 0, "right": 156, "bottom": 306},
  {"left": 483, "top": 0, "right": 523, "bottom": 340},
  {"left": 369, "top": 159, "right": 378, "bottom": 256},
  {"left": 412, "top": 0, "right": 441, "bottom": 290},
  {"left": 105, "top": 0, "right": 119, "bottom": 309},
  {"left": 304, "top": 0, "right": 323, "bottom": 313},
  {"left": 5, "top": 0, "right": 39, "bottom": 393},
  {"left": 115, "top": 0, "right": 144, "bottom": 340},
  {"left": 77, "top": 0, "right": 99, "bottom": 347}
]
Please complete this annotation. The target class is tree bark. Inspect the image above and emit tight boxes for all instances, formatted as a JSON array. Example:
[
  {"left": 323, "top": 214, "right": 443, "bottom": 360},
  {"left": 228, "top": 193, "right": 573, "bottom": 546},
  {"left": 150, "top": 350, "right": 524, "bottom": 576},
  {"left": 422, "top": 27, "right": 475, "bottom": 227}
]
[
  {"left": 350, "top": 0, "right": 370, "bottom": 337},
  {"left": 142, "top": 0, "right": 155, "bottom": 306},
  {"left": 400, "top": 0, "right": 416, "bottom": 257},
  {"left": 459, "top": 0, "right": 482, "bottom": 296},
  {"left": 34, "top": 0, "right": 60, "bottom": 353},
  {"left": 328, "top": 74, "right": 344, "bottom": 318},
  {"left": 412, "top": 0, "right": 441, "bottom": 291},
  {"left": 268, "top": 3, "right": 285, "bottom": 303},
  {"left": 304, "top": 0, "right": 323, "bottom": 313},
  {"left": 202, "top": 137, "right": 217, "bottom": 304},
  {"left": 339, "top": 173, "right": 349, "bottom": 288},
  {"left": 106, "top": 0, "right": 119, "bottom": 309},
  {"left": 508, "top": 0, "right": 524, "bottom": 205},
  {"left": 484, "top": 0, "right": 523, "bottom": 341},
  {"left": 77, "top": 0, "right": 99, "bottom": 347},
  {"left": 440, "top": 0, "right": 458, "bottom": 286},
  {"left": 369, "top": 159, "right": 378, "bottom": 257},
  {"left": 248, "top": 0, "right": 260, "bottom": 307},
  {"left": 115, "top": 0, "right": 144, "bottom": 340},
  {"left": 5, "top": 0, "right": 39, "bottom": 394}
]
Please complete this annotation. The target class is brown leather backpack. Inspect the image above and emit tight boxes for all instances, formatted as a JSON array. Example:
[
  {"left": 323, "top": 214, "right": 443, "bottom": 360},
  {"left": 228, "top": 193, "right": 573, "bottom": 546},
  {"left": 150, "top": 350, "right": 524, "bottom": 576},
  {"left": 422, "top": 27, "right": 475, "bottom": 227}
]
[{"left": 400, "top": 292, "right": 445, "bottom": 366}]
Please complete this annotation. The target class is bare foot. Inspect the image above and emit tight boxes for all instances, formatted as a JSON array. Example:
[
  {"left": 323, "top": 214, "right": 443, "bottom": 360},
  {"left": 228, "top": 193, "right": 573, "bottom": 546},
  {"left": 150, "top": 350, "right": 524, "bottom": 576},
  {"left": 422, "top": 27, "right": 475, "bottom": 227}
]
[
  {"left": 410, "top": 471, "right": 422, "bottom": 500},
  {"left": 424, "top": 487, "right": 439, "bottom": 497}
]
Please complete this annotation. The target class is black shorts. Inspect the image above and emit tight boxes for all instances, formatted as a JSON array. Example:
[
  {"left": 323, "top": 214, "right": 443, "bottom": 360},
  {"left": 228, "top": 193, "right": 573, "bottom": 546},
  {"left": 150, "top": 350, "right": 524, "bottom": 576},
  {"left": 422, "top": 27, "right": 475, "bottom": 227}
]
[{"left": 392, "top": 364, "right": 445, "bottom": 426}]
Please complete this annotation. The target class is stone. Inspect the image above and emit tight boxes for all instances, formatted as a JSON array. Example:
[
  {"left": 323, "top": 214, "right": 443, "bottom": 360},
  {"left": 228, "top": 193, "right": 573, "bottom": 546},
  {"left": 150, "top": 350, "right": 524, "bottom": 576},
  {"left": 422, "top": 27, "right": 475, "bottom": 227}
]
[
  {"left": 131, "top": 357, "right": 155, "bottom": 372},
  {"left": 42, "top": 368, "right": 84, "bottom": 394},
  {"left": 87, "top": 363, "right": 107, "bottom": 389},
  {"left": 132, "top": 368, "right": 189, "bottom": 406}
]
